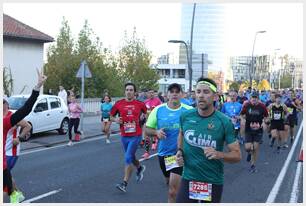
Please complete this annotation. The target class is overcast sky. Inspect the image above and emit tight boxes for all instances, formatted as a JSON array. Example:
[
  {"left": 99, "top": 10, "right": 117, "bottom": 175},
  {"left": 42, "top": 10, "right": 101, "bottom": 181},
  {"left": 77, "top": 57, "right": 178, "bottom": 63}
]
[{"left": 4, "top": 3, "right": 303, "bottom": 63}]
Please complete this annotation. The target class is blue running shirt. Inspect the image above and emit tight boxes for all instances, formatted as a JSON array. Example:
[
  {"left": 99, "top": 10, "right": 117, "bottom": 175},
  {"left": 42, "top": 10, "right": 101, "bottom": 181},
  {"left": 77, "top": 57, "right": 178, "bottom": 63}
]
[{"left": 146, "top": 103, "right": 193, "bottom": 156}]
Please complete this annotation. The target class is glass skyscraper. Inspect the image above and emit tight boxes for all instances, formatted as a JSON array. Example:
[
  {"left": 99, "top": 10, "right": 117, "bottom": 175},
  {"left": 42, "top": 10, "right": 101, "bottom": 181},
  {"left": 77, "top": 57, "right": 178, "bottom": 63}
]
[{"left": 180, "top": 4, "right": 226, "bottom": 79}]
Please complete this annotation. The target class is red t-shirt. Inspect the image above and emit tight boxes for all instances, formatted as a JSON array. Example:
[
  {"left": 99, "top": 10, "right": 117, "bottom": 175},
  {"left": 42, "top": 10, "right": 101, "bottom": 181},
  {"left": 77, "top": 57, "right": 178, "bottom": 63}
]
[
  {"left": 110, "top": 99, "right": 147, "bottom": 137},
  {"left": 144, "top": 97, "right": 162, "bottom": 112},
  {"left": 3, "top": 113, "right": 13, "bottom": 170}
]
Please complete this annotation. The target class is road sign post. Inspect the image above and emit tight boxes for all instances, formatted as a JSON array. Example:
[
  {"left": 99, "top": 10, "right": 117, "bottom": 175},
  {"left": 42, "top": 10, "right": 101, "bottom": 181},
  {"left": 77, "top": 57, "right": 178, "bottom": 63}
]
[{"left": 76, "top": 60, "right": 92, "bottom": 135}]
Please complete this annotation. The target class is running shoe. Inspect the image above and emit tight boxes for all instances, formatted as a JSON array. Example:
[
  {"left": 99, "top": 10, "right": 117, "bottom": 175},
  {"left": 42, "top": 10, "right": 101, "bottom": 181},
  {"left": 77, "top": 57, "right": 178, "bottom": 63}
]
[
  {"left": 290, "top": 137, "right": 294, "bottom": 144},
  {"left": 141, "top": 152, "right": 150, "bottom": 159},
  {"left": 136, "top": 165, "right": 146, "bottom": 182},
  {"left": 106, "top": 139, "right": 111, "bottom": 144},
  {"left": 151, "top": 142, "right": 158, "bottom": 150},
  {"left": 116, "top": 182, "right": 127, "bottom": 193},
  {"left": 67, "top": 141, "right": 73, "bottom": 146},
  {"left": 276, "top": 146, "right": 281, "bottom": 153},
  {"left": 249, "top": 165, "right": 257, "bottom": 173},
  {"left": 270, "top": 138, "right": 275, "bottom": 147},
  {"left": 282, "top": 144, "right": 289, "bottom": 149},
  {"left": 16, "top": 191, "right": 25, "bottom": 202},
  {"left": 246, "top": 153, "right": 251, "bottom": 162},
  {"left": 10, "top": 191, "right": 20, "bottom": 203}
]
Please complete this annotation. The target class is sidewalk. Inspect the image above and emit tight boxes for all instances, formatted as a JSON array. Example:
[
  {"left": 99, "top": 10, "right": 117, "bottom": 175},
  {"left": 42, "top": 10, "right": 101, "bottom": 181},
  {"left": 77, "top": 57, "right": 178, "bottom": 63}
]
[{"left": 21, "top": 115, "right": 120, "bottom": 151}]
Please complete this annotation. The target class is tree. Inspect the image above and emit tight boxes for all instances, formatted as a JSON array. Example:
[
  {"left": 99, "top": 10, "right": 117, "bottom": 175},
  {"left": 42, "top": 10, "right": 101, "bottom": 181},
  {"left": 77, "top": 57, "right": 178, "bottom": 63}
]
[
  {"left": 280, "top": 73, "right": 292, "bottom": 89},
  {"left": 44, "top": 17, "right": 77, "bottom": 94},
  {"left": 229, "top": 81, "right": 240, "bottom": 91},
  {"left": 3, "top": 66, "right": 13, "bottom": 96},
  {"left": 118, "top": 27, "right": 160, "bottom": 91},
  {"left": 257, "top": 79, "right": 270, "bottom": 91},
  {"left": 44, "top": 18, "right": 124, "bottom": 97}
]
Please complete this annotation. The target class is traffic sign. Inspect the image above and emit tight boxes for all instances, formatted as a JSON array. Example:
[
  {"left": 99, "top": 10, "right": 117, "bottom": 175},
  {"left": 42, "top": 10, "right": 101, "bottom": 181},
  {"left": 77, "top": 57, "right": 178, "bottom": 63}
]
[{"left": 76, "top": 60, "right": 92, "bottom": 78}]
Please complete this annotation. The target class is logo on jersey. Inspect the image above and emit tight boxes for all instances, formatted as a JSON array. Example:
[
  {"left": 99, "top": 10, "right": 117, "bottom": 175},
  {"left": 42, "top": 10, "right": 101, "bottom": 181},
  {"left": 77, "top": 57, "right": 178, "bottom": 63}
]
[
  {"left": 184, "top": 130, "right": 216, "bottom": 149},
  {"left": 207, "top": 122, "right": 215, "bottom": 130}
]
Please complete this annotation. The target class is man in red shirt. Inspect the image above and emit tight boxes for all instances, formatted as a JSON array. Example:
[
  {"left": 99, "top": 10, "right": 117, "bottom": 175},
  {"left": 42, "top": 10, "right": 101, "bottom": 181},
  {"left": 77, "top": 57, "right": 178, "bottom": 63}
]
[
  {"left": 240, "top": 91, "right": 269, "bottom": 173},
  {"left": 142, "top": 89, "right": 162, "bottom": 158},
  {"left": 110, "top": 82, "right": 147, "bottom": 193}
]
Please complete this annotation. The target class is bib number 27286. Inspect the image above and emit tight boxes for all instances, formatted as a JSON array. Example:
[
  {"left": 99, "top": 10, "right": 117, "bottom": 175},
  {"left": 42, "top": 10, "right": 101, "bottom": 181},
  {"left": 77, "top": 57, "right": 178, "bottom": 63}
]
[{"left": 189, "top": 181, "right": 212, "bottom": 201}]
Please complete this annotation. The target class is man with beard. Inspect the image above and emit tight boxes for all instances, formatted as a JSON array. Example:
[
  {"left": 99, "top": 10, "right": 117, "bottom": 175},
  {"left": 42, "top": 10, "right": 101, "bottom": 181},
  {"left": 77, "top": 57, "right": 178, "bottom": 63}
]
[{"left": 175, "top": 77, "right": 241, "bottom": 203}]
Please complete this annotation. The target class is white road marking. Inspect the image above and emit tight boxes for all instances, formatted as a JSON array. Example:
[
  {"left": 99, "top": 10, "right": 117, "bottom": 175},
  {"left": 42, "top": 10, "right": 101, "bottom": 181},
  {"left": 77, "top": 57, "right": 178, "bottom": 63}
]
[
  {"left": 22, "top": 189, "right": 62, "bottom": 203},
  {"left": 266, "top": 121, "right": 303, "bottom": 203},
  {"left": 20, "top": 133, "right": 120, "bottom": 155},
  {"left": 289, "top": 144, "right": 303, "bottom": 203},
  {"left": 139, "top": 152, "right": 159, "bottom": 162}
]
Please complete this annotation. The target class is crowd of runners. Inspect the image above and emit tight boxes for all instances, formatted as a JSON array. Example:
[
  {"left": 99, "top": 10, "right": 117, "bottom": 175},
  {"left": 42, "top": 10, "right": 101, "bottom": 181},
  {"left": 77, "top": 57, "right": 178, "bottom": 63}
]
[{"left": 3, "top": 71, "right": 303, "bottom": 203}]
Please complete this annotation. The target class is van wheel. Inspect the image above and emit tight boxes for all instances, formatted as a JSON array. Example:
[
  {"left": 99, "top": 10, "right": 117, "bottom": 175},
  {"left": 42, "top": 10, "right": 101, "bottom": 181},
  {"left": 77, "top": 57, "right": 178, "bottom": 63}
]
[{"left": 58, "top": 118, "right": 69, "bottom": 135}]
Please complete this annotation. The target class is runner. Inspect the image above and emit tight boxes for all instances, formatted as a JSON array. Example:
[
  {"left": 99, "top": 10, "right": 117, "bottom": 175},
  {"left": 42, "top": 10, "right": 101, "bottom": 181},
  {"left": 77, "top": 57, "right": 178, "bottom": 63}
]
[
  {"left": 240, "top": 91, "right": 269, "bottom": 173},
  {"left": 4, "top": 100, "right": 31, "bottom": 203},
  {"left": 3, "top": 69, "right": 46, "bottom": 203},
  {"left": 221, "top": 90, "right": 243, "bottom": 144},
  {"left": 67, "top": 94, "right": 83, "bottom": 146},
  {"left": 100, "top": 95, "right": 113, "bottom": 144},
  {"left": 285, "top": 90, "right": 303, "bottom": 144},
  {"left": 265, "top": 92, "right": 276, "bottom": 143},
  {"left": 110, "top": 82, "right": 147, "bottom": 193},
  {"left": 142, "top": 89, "right": 162, "bottom": 159},
  {"left": 267, "top": 94, "right": 289, "bottom": 152},
  {"left": 176, "top": 77, "right": 241, "bottom": 203},
  {"left": 145, "top": 83, "right": 193, "bottom": 202}
]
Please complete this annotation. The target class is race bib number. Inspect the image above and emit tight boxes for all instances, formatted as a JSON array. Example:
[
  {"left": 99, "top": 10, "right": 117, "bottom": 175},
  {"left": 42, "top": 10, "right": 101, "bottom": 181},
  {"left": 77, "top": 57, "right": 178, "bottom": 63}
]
[
  {"left": 273, "top": 113, "right": 281, "bottom": 120},
  {"left": 123, "top": 122, "right": 136, "bottom": 133},
  {"left": 164, "top": 155, "right": 179, "bottom": 171},
  {"left": 103, "top": 118, "right": 109, "bottom": 122},
  {"left": 287, "top": 108, "right": 293, "bottom": 114},
  {"left": 189, "top": 181, "right": 212, "bottom": 201}
]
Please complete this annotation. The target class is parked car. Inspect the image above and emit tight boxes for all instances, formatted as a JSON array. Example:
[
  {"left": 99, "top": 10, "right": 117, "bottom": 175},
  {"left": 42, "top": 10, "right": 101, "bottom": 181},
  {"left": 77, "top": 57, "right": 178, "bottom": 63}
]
[{"left": 8, "top": 94, "right": 69, "bottom": 140}]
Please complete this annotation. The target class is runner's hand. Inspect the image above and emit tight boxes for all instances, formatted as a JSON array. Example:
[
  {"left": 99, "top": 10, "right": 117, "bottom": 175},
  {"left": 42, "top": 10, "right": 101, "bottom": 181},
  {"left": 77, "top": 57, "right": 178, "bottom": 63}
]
[
  {"left": 176, "top": 150, "right": 184, "bottom": 166},
  {"left": 13, "top": 138, "right": 20, "bottom": 146},
  {"left": 157, "top": 128, "right": 166, "bottom": 139},
  {"left": 203, "top": 147, "right": 223, "bottom": 160},
  {"left": 34, "top": 68, "right": 47, "bottom": 90}
]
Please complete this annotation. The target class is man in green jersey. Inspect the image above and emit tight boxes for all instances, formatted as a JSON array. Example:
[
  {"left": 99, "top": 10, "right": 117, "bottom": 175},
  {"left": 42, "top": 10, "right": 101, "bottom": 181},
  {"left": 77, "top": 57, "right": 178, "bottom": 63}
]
[{"left": 176, "top": 77, "right": 241, "bottom": 203}]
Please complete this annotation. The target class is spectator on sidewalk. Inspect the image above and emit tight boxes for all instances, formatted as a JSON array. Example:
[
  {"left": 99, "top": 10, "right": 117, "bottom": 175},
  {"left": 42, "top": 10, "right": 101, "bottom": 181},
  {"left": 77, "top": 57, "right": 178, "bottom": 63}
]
[{"left": 58, "top": 85, "right": 68, "bottom": 106}]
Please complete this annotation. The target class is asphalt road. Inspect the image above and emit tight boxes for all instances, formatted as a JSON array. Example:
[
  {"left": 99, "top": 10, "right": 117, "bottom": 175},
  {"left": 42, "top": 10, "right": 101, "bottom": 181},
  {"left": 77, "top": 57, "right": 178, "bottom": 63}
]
[{"left": 10, "top": 119, "right": 303, "bottom": 203}]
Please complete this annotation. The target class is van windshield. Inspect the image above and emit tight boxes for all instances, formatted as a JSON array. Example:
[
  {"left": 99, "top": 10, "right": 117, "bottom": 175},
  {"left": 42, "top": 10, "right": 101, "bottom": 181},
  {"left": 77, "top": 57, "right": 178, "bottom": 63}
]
[{"left": 8, "top": 97, "right": 28, "bottom": 110}]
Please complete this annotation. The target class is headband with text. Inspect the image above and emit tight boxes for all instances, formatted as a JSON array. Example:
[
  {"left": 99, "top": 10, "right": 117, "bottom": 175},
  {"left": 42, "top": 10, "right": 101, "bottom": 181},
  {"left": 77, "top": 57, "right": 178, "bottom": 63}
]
[{"left": 197, "top": 81, "right": 217, "bottom": 93}]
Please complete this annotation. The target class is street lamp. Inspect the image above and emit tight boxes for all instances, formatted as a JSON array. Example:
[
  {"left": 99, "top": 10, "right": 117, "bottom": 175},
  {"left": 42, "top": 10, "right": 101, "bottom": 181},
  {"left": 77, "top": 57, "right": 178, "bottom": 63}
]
[
  {"left": 168, "top": 40, "right": 192, "bottom": 92},
  {"left": 250, "top": 30, "right": 266, "bottom": 89}
]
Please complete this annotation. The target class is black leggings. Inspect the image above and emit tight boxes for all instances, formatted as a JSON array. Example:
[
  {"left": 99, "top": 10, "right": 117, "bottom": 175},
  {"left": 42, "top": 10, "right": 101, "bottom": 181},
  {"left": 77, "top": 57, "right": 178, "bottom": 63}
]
[
  {"left": 68, "top": 118, "right": 81, "bottom": 140},
  {"left": 176, "top": 178, "right": 223, "bottom": 203},
  {"left": 3, "top": 168, "right": 13, "bottom": 195}
]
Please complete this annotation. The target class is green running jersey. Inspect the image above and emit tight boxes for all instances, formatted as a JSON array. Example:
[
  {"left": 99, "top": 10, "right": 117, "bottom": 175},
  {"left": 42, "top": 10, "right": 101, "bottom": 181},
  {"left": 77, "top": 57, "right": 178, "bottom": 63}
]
[{"left": 180, "top": 109, "right": 237, "bottom": 185}]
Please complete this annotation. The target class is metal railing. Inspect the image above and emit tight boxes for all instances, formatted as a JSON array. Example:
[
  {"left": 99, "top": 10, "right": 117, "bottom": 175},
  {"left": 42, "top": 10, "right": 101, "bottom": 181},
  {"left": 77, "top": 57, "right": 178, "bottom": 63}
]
[{"left": 77, "top": 97, "right": 123, "bottom": 114}]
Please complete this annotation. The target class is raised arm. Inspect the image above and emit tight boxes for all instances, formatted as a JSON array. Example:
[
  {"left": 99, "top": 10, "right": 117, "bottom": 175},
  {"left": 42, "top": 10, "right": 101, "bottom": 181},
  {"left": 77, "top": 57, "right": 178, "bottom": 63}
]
[{"left": 10, "top": 69, "right": 47, "bottom": 126}]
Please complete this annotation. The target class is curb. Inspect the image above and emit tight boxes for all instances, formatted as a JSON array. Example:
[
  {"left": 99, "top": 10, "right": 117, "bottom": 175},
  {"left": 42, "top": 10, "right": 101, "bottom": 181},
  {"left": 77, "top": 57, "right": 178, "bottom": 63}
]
[{"left": 21, "top": 130, "right": 120, "bottom": 151}]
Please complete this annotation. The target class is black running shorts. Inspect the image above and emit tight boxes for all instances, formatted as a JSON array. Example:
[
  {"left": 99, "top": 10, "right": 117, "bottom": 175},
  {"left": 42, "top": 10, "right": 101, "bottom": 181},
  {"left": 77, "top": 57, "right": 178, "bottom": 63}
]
[
  {"left": 176, "top": 178, "right": 223, "bottom": 203},
  {"left": 158, "top": 155, "right": 183, "bottom": 178},
  {"left": 285, "top": 115, "right": 298, "bottom": 128},
  {"left": 245, "top": 131, "right": 263, "bottom": 143},
  {"left": 270, "top": 120, "right": 285, "bottom": 131}
]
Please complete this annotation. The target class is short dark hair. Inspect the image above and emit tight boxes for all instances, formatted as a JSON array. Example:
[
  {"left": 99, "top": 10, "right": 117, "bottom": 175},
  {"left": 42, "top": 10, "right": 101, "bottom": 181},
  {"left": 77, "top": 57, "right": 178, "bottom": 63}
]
[
  {"left": 167, "top": 83, "right": 182, "bottom": 92},
  {"left": 196, "top": 77, "right": 218, "bottom": 92},
  {"left": 125, "top": 82, "right": 137, "bottom": 92}
]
